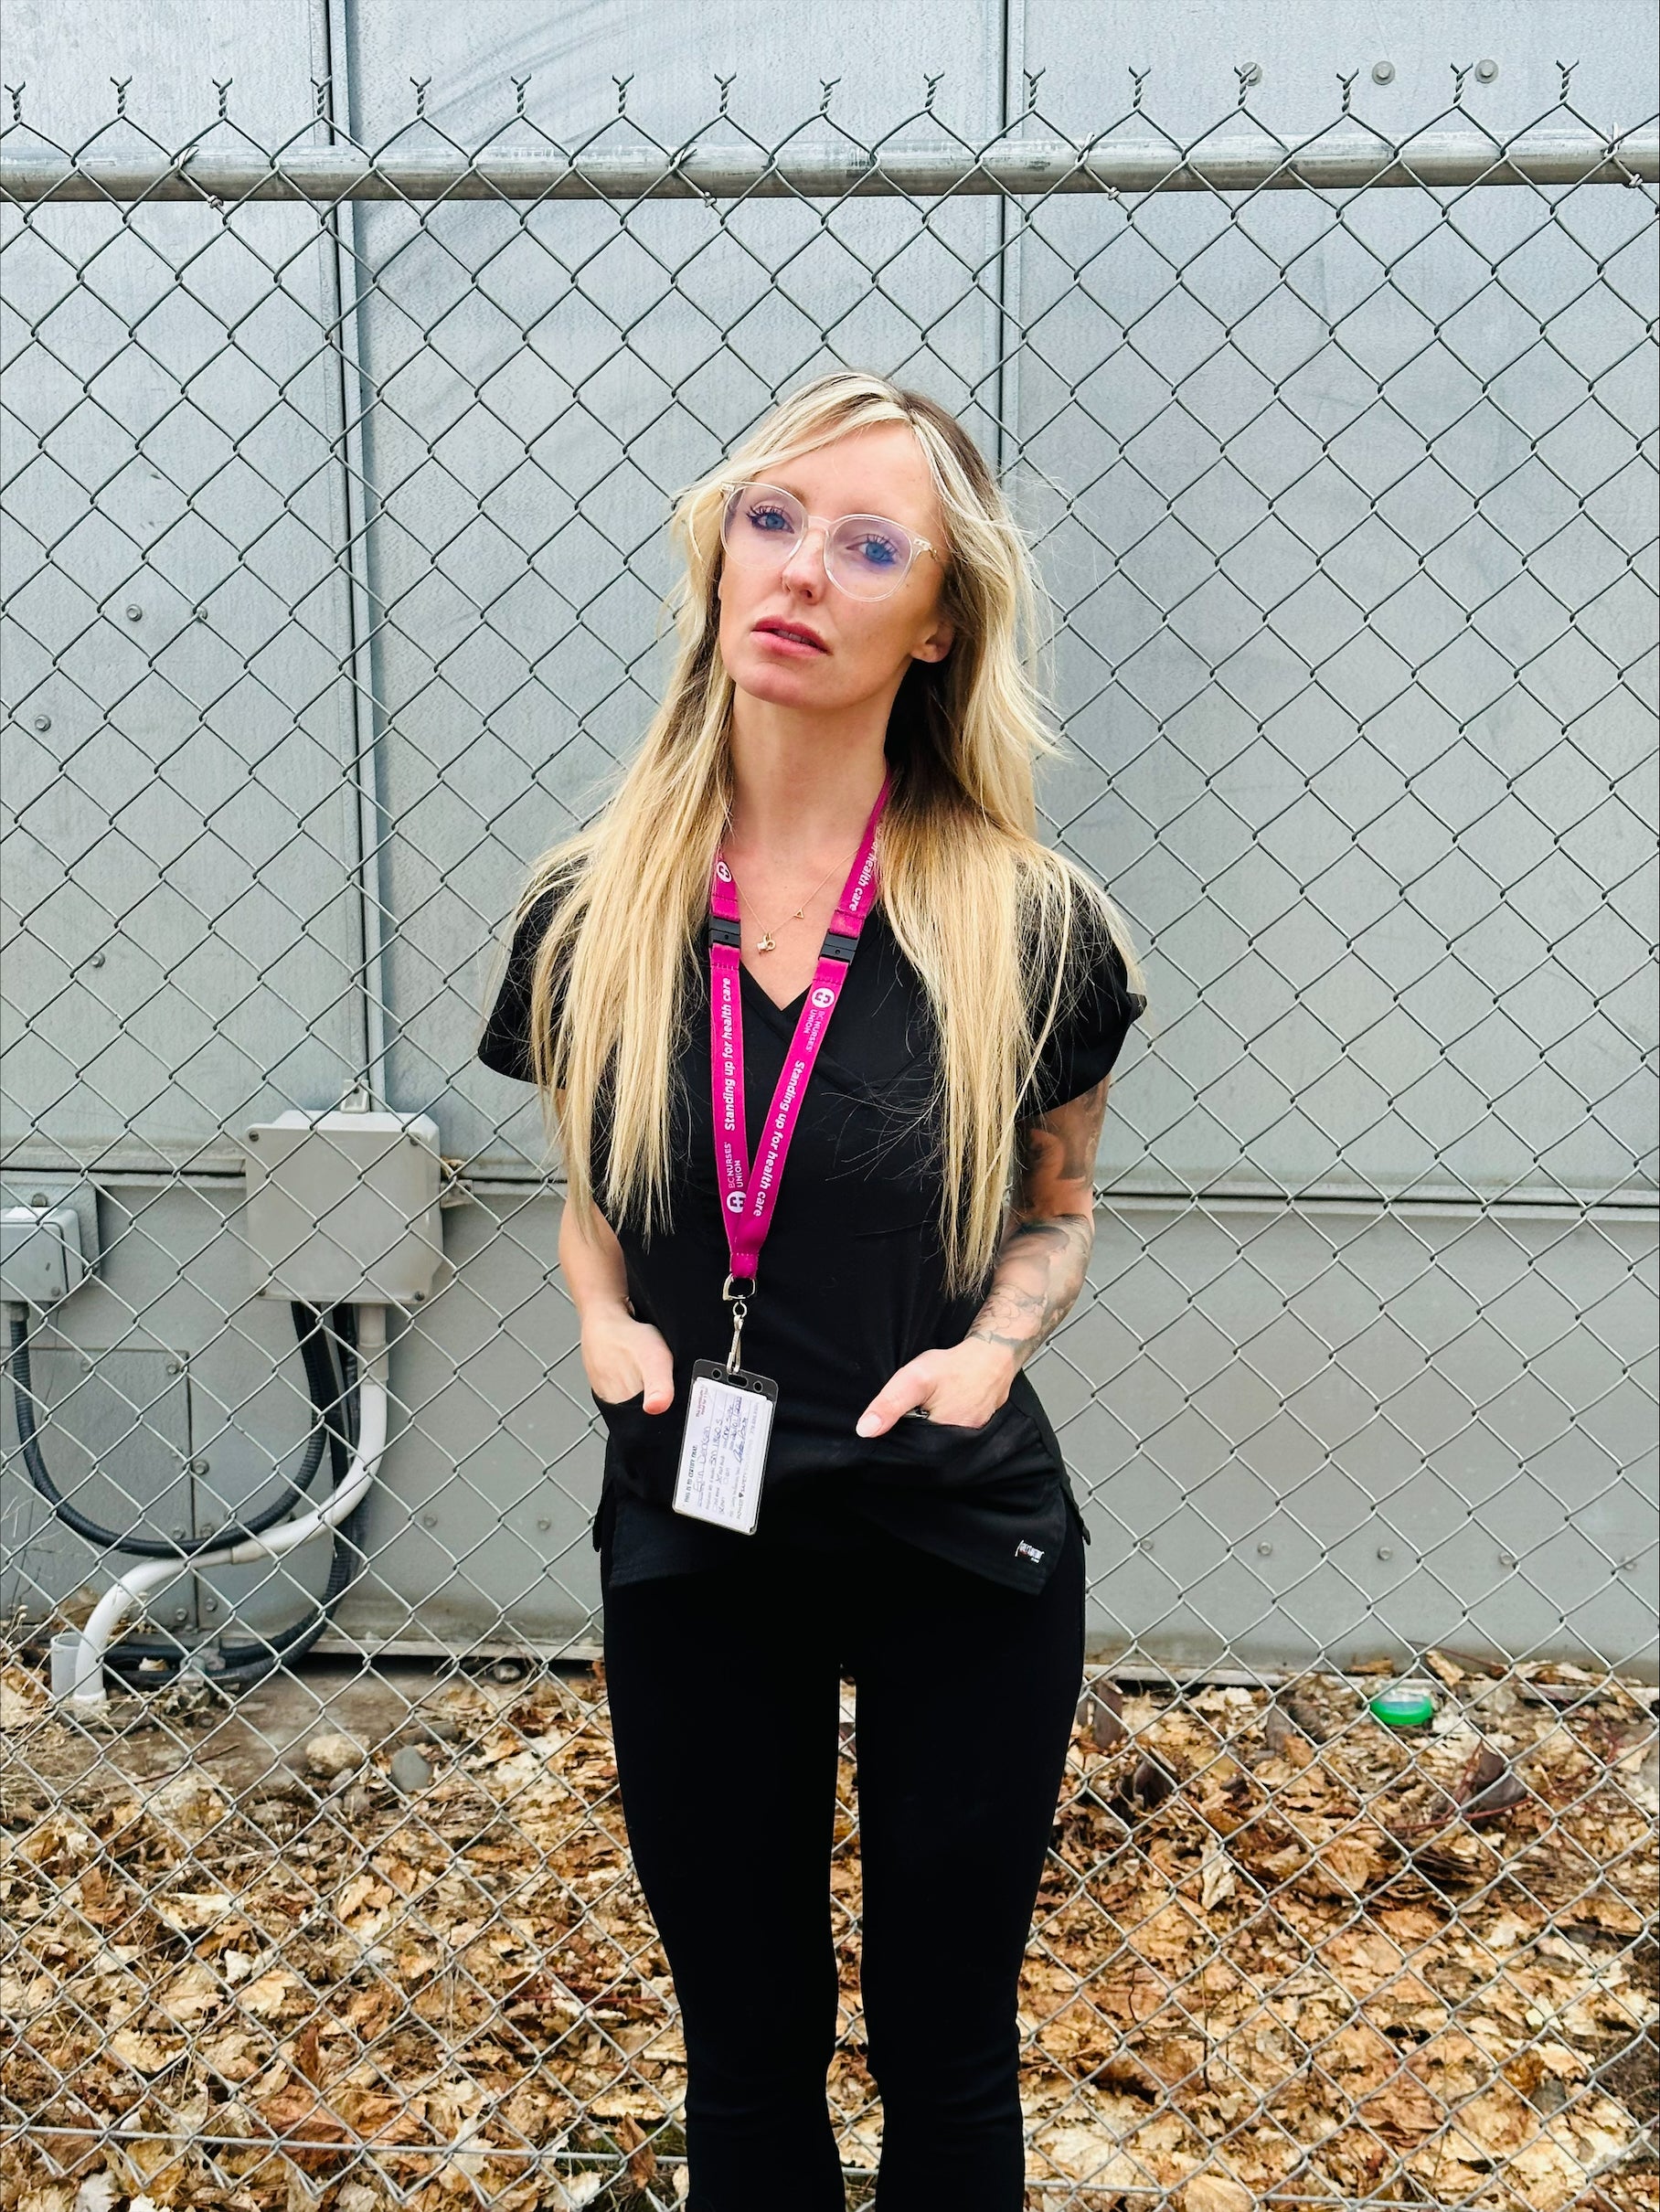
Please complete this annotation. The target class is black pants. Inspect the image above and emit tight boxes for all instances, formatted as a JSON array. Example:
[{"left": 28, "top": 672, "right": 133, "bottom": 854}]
[{"left": 601, "top": 1511, "right": 1086, "bottom": 2210}]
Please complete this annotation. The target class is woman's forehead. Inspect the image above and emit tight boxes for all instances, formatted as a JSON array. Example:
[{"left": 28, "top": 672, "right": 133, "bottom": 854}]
[{"left": 764, "top": 429, "right": 935, "bottom": 513}]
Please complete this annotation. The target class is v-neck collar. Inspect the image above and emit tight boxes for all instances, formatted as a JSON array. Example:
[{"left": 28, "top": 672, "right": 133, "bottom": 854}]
[
  {"left": 734, "top": 902, "right": 886, "bottom": 1026},
  {"left": 738, "top": 959, "right": 808, "bottom": 1023}
]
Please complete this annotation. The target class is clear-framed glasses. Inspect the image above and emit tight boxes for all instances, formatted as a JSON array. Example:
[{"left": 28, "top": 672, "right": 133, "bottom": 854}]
[{"left": 718, "top": 479, "right": 943, "bottom": 601}]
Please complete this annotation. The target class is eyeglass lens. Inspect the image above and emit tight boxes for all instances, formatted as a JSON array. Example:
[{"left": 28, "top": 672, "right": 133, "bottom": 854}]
[{"left": 722, "top": 484, "right": 914, "bottom": 598}]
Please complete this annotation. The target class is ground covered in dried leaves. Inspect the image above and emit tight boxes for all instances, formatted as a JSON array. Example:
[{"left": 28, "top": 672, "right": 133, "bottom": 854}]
[{"left": 4, "top": 1644, "right": 1655, "bottom": 2211}]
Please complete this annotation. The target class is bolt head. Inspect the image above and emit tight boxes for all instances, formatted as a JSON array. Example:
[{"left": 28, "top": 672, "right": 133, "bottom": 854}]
[
  {"left": 1377, "top": 1546, "right": 1394, "bottom": 1560},
  {"left": 172, "top": 1608, "right": 189, "bottom": 1626},
  {"left": 1474, "top": 58, "right": 1499, "bottom": 82},
  {"left": 1371, "top": 60, "right": 1396, "bottom": 84},
  {"left": 32, "top": 713, "right": 51, "bottom": 731},
  {"left": 1257, "top": 1541, "right": 1273, "bottom": 1556},
  {"left": 1240, "top": 60, "right": 1262, "bottom": 85},
  {"left": 124, "top": 604, "right": 143, "bottom": 622}
]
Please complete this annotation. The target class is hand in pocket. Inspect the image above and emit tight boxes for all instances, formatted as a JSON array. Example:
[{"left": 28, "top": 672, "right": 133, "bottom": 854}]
[
  {"left": 854, "top": 1337, "right": 1016, "bottom": 1437},
  {"left": 582, "top": 1312, "right": 676, "bottom": 1414}
]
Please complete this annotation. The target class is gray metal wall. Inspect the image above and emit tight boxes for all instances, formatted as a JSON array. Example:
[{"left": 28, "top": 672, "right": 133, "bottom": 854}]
[{"left": 3, "top": 0, "right": 1655, "bottom": 1674}]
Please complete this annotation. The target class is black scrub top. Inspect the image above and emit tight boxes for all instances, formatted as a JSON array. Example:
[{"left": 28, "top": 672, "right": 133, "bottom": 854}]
[{"left": 477, "top": 865, "right": 1146, "bottom": 1594}]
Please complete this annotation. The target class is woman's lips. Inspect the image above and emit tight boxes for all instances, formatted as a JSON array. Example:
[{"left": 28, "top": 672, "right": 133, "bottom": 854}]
[{"left": 754, "top": 625, "right": 826, "bottom": 655}]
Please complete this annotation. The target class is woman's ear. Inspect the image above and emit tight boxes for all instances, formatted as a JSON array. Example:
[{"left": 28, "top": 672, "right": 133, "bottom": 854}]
[{"left": 913, "top": 618, "right": 954, "bottom": 665}]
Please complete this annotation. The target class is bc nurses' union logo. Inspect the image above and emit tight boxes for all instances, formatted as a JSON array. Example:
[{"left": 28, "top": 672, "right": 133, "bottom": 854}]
[
  {"left": 715, "top": 861, "right": 732, "bottom": 882},
  {"left": 726, "top": 1189, "right": 747, "bottom": 1212},
  {"left": 810, "top": 985, "right": 835, "bottom": 1009}
]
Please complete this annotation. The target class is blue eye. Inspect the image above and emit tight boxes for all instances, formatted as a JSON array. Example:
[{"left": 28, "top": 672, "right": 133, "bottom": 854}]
[
  {"left": 849, "top": 533, "right": 901, "bottom": 567},
  {"left": 746, "top": 502, "right": 795, "bottom": 533}
]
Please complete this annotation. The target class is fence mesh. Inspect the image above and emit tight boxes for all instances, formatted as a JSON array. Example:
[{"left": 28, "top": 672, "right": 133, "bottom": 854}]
[{"left": 2, "top": 76, "right": 1656, "bottom": 2211}]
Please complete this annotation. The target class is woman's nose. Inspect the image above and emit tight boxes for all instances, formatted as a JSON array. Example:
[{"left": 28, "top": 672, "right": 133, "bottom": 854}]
[{"left": 780, "top": 524, "right": 831, "bottom": 590}]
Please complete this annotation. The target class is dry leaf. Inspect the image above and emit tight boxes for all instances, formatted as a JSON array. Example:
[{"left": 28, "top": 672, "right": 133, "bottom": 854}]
[
  {"left": 615, "top": 2112, "right": 658, "bottom": 2187},
  {"left": 1179, "top": 2177, "right": 1253, "bottom": 2212},
  {"left": 1198, "top": 1854, "right": 1236, "bottom": 1910},
  {"left": 109, "top": 2028, "right": 172, "bottom": 2074}
]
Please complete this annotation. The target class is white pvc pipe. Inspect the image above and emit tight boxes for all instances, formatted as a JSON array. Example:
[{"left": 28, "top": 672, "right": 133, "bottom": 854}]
[{"left": 67, "top": 1303, "right": 390, "bottom": 1708}]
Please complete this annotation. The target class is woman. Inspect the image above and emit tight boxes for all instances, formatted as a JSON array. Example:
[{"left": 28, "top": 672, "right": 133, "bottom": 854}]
[{"left": 477, "top": 369, "right": 1147, "bottom": 2209}]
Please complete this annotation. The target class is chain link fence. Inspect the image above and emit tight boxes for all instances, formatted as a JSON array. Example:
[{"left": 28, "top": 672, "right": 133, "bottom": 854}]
[{"left": 3, "top": 73, "right": 1656, "bottom": 2210}]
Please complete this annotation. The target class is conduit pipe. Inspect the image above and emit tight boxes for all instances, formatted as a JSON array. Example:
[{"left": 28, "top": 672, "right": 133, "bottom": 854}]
[{"left": 59, "top": 1303, "right": 390, "bottom": 1709}]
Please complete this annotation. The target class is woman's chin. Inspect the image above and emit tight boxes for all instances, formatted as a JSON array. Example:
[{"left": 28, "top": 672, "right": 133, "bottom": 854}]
[{"left": 729, "top": 654, "right": 833, "bottom": 702}]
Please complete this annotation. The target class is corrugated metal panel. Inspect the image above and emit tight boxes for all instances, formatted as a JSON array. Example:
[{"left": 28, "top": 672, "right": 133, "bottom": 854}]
[{"left": 0, "top": 2, "right": 1653, "bottom": 1681}]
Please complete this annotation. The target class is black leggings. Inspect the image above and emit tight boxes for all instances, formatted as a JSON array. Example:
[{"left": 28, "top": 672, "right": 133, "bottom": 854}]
[{"left": 601, "top": 1511, "right": 1086, "bottom": 2210}]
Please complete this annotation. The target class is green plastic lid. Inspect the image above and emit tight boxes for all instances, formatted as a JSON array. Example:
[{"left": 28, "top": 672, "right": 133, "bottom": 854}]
[{"left": 1369, "top": 1681, "right": 1437, "bottom": 1728}]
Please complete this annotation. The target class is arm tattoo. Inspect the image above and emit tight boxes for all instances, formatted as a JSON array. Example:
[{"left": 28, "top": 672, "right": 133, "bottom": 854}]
[
  {"left": 964, "top": 1077, "right": 1109, "bottom": 1372},
  {"left": 965, "top": 1213, "right": 1094, "bottom": 1368}
]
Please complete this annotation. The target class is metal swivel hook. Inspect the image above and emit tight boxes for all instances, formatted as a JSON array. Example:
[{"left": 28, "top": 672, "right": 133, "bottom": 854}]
[{"left": 721, "top": 1271, "right": 757, "bottom": 1374}]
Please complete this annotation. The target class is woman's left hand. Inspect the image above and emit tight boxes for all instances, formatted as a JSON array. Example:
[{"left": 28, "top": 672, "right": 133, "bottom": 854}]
[{"left": 855, "top": 1338, "right": 1017, "bottom": 1436}]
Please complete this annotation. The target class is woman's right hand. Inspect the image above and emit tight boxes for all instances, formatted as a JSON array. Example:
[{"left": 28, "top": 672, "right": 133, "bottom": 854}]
[{"left": 582, "top": 1304, "right": 676, "bottom": 1415}]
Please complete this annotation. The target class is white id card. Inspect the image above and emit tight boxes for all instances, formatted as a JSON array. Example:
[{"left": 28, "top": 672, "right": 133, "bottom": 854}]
[{"left": 672, "top": 1359, "right": 778, "bottom": 1534}]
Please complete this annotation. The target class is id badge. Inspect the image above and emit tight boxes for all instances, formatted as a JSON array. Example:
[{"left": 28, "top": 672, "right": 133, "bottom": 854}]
[{"left": 672, "top": 1358, "right": 778, "bottom": 1534}]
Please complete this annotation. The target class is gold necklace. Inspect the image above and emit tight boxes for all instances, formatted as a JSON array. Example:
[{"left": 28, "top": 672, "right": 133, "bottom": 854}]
[{"left": 724, "top": 844, "right": 861, "bottom": 952}]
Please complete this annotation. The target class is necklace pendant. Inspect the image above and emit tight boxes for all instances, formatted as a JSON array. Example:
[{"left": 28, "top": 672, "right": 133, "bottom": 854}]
[{"left": 755, "top": 932, "right": 776, "bottom": 952}]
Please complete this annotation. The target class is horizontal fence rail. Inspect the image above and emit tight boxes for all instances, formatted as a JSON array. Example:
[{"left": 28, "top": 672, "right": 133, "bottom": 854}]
[
  {"left": 2, "top": 76, "right": 1656, "bottom": 2212},
  {"left": 3, "top": 129, "right": 1658, "bottom": 202}
]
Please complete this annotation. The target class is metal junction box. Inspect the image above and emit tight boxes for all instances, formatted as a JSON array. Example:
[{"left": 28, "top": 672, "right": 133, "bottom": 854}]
[
  {"left": 241, "top": 1109, "right": 446, "bottom": 1305},
  {"left": 0, "top": 1203, "right": 90, "bottom": 1309}
]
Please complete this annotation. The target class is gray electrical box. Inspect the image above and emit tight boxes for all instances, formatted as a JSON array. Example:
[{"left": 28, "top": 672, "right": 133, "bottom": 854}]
[
  {"left": 0, "top": 1203, "right": 90, "bottom": 1309},
  {"left": 241, "top": 1109, "right": 446, "bottom": 1305}
]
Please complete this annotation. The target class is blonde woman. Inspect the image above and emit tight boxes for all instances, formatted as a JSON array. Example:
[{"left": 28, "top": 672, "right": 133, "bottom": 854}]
[{"left": 478, "top": 370, "right": 1147, "bottom": 2209}]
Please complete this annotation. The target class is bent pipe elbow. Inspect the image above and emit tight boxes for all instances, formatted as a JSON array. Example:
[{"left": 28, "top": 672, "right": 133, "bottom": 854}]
[{"left": 69, "top": 1305, "right": 390, "bottom": 1707}]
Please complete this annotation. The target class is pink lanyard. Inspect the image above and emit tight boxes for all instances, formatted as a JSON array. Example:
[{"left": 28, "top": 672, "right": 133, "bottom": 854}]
[{"left": 708, "top": 772, "right": 892, "bottom": 1333}]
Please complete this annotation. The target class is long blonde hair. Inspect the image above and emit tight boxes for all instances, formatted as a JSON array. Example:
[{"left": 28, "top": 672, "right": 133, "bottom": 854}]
[{"left": 481, "top": 369, "right": 1147, "bottom": 1299}]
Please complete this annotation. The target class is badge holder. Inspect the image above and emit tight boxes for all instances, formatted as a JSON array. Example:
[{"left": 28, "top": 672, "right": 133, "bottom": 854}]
[{"left": 671, "top": 1271, "right": 778, "bottom": 1534}]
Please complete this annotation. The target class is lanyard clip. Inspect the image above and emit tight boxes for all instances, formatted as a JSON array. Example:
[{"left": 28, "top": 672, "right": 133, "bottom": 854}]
[{"left": 721, "top": 1271, "right": 756, "bottom": 1376}]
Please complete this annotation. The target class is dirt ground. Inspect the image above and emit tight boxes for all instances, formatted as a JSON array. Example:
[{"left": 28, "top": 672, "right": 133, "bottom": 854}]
[{"left": 3, "top": 1643, "right": 1655, "bottom": 2211}]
